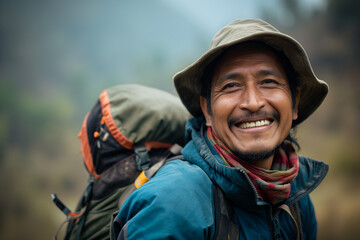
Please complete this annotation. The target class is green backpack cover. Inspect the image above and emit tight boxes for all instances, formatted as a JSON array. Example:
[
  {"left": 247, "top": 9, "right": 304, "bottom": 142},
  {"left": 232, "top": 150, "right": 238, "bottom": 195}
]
[{"left": 52, "top": 84, "right": 190, "bottom": 240}]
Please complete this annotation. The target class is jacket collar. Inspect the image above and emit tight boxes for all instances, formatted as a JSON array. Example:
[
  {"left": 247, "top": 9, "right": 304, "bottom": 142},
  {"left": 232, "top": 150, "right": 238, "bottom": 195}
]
[{"left": 183, "top": 117, "right": 329, "bottom": 208}]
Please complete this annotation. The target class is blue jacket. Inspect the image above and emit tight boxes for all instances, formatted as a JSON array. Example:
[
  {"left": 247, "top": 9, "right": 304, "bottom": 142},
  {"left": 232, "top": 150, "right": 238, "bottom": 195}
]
[{"left": 114, "top": 117, "right": 329, "bottom": 239}]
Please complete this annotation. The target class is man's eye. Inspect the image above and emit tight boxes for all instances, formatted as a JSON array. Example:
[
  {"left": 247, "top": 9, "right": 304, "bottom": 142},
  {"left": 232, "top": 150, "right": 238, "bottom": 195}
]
[
  {"left": 262, "top": 79, "right": 278, "bottom": 85},
  {"left": 222, "top": 83, "right": 238, "bottom": 90}
]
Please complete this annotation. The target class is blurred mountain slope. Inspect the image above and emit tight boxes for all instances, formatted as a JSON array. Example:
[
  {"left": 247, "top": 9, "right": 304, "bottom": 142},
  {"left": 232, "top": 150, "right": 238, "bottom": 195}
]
[{"left": 0, "top": 1, "right": 210, "bottom": 239}]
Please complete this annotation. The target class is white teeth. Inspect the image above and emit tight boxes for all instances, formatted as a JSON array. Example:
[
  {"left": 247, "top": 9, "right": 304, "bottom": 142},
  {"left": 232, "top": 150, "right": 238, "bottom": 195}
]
[{"left": 240, "top": 120, "right": 270, "bottom": 129}]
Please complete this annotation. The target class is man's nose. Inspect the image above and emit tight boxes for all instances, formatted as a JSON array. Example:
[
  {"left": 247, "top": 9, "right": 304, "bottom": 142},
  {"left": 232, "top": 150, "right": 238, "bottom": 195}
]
[{"left": 238, "top": 85, "right": 265, "bottom": 112}]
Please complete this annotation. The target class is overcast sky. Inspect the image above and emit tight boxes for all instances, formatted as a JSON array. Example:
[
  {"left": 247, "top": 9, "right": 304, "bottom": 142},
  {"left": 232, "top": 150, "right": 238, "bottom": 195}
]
[{"left": 161, "top": 0, "right": 327, "bottom": 37}]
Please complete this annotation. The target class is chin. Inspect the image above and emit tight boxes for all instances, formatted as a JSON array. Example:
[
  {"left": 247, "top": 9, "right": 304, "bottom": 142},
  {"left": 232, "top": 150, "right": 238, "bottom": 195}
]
[
  {"left": 234, "top": 146, "right": 277, "bottom": 162},
  {"left": 236, "top": 149, "right": 275, "bottom": 162}
]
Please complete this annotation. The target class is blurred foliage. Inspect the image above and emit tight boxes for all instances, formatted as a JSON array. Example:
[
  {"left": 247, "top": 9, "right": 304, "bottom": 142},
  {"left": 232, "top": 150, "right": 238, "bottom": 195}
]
[
  {"left": 327, "top": 0, "right": 360, "bottom": 63},
  {"left": 328, "top": 0, "right": 360, "bottom": 28},
  {"left": 0, "top": 0, "right": 359, "bottom": 239}
]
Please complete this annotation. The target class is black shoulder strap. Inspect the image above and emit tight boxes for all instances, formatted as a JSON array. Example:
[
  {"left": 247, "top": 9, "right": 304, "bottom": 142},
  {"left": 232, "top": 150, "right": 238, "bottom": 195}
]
[
  {"left": 278, "top": 202, "right": 304, "bottom": 240},
  {"left": 289, "top": 202, "right": 303, "bottom": 240},
  {"left": 213, "top": 184, "right": 239, "bottom": 240},
  {"left": 212, "top": 189, "right": 304, "bottom": 240}
]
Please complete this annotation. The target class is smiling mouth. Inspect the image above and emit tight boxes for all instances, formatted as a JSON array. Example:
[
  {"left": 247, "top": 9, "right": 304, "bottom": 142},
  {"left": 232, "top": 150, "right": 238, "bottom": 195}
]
[{"left": 237, "top": 119, "right": 272, "bottom": 129}]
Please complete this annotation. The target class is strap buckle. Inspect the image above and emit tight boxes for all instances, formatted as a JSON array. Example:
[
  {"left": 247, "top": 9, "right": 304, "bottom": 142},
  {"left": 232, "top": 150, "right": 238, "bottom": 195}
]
[{"left": 134, "top": 145, "right": 150, "bottom": 170}]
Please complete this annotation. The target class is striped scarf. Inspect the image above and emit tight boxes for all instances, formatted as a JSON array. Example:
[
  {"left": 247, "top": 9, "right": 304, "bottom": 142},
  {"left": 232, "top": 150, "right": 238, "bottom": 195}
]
[{"left": 206, "top": 127, "right": 299, "bottom": 205}]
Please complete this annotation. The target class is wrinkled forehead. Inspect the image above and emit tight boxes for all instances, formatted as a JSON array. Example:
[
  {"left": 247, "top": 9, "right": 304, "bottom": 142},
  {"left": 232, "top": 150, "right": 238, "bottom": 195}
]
[
  {"left": 217, "top": 42, "right": 286, "bottom": 68},
  {"left": 211, "top": 42, "right": 288, "bottom": 84}
]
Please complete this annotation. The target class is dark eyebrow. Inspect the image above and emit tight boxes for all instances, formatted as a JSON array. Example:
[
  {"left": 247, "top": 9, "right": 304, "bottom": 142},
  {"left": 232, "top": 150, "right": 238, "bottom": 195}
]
[
  {"left": 217, "top": 73, "right": 243, "bottom": 84},
  {"left": 257, "top": 69, "right": 282, "bottom": 78}
]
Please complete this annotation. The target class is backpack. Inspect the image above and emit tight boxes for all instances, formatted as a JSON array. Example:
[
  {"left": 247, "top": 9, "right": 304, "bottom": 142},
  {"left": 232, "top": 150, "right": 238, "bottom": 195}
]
[{"left": 51, "top": 84, "right": 191, "bottom": 240}]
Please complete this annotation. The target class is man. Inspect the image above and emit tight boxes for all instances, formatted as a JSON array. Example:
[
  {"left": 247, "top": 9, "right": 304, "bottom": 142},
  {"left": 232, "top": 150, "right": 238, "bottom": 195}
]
[{"left": 113, "top": 19, "right": 329, "bottom": 239}]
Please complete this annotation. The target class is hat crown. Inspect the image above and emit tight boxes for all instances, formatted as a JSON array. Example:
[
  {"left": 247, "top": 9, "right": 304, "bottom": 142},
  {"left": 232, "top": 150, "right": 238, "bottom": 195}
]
[{"left": 211, "top": 19, "right": 280, "bottom": 49}]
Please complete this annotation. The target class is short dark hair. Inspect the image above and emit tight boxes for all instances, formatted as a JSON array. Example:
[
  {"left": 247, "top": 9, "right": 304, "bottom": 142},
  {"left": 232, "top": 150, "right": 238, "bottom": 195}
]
[{"left": 200, "top": 41, "right": 300, "bottom": 149}]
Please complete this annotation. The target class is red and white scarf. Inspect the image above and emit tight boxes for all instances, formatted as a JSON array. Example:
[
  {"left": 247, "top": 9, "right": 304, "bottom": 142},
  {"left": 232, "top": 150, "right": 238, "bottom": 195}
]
[{"left": 206, "top": 127, "right": 299, "bottom": 205}]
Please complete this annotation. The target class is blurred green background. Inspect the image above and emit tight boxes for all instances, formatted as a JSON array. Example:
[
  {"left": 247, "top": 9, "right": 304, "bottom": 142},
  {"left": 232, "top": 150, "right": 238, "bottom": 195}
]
[{"left": 1, "top": 0, "right": 359, "bottom": 239}]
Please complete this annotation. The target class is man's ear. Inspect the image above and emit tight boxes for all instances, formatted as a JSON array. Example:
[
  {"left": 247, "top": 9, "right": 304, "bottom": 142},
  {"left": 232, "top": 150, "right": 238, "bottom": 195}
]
[
  {"left": 200, "top": 96, "right": 212, "bottom": 127},
  {"left": 292, "top": 87, "right": 301, "bottom": 120}
]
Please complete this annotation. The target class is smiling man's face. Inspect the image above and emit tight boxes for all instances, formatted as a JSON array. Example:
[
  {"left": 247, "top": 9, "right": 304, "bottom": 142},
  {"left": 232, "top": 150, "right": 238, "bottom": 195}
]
[{"left": 200, "top": 43, "right": 299, "bottom": 166}]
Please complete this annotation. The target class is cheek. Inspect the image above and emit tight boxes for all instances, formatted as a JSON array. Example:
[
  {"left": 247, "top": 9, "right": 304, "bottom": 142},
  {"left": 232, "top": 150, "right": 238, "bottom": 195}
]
[
  {"left": 209, "top": 101, "right": 233, "bottom": 137},
  {"left": 264, "top": 90, "right": 293, "bottom": 110},
  {"left": 265, "top": 91, "right": 294, "bottom": 129},
  {"left": 279, "top": 101, "right": 294, "bottom": 130},
  {"left": 212, "top": 94, "right": 239, "bottom": 115}
]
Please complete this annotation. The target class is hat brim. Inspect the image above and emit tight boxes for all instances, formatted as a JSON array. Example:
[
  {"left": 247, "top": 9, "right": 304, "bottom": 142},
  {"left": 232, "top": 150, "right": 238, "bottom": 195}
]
[{"left": 173, "top": 32, "right": 328, "bottom": 126}]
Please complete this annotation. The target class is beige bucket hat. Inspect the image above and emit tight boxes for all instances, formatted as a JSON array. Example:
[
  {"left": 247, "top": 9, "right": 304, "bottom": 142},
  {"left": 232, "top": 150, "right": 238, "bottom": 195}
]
[{"left": 173, "top": 19, "right": 328, "bottom": 126}]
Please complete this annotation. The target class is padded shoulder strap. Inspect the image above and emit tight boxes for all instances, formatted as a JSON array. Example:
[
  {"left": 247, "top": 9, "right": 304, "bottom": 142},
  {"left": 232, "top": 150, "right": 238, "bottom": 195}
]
[
  {"left": 117, "top": 154, "right": 184, "bottom": 210},
  {"left": 213, "top": 184, "right": 239, "bottom": 240}
]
